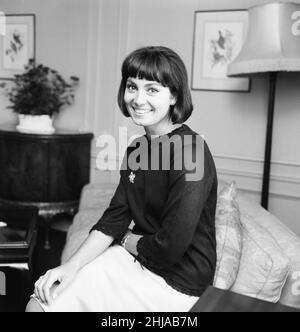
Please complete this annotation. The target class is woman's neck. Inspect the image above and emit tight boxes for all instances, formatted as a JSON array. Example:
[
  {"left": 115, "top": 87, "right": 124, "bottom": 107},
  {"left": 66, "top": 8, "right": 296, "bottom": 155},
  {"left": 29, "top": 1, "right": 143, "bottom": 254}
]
[{"left": 144, "top": 123, "right": 182, "bottom": 139}]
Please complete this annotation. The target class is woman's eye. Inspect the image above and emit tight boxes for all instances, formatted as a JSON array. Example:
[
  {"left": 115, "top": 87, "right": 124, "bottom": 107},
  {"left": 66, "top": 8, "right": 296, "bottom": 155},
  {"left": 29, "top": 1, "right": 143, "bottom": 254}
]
[
  {"left": 126, "top": 84, "right": 136, "bottom": 92},
  {"left": 148, "top": 88, "right": 159, "bottom": 94}
]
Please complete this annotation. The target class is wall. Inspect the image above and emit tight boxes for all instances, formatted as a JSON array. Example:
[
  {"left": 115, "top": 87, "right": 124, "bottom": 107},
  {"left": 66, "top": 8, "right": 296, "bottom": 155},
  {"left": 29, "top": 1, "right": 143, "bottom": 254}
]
[
  {"left": 0, "top": 0, "right": 299, "bottom": 235},
  {"left": 0, "top": 0, "right": 90, "bottom": 130}
]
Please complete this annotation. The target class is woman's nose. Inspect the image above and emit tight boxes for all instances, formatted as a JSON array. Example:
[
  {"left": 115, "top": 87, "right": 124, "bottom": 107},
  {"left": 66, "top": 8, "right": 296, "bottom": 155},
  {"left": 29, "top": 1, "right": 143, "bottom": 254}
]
[{"left": 133, "top": 90, "right": 146, "bottom": 105}]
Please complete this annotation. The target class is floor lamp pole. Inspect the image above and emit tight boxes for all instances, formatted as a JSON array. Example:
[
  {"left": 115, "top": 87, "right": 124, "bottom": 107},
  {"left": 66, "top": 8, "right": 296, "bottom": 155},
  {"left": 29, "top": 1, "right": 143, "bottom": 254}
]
[{"left": 261, "top": 71, "right": 277, "bottom": 210}]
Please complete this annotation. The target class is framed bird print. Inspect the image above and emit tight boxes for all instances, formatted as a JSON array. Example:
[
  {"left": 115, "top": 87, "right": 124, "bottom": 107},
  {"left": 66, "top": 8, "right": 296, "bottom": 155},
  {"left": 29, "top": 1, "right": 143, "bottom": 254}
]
[
  {"left": 0, "top": 14, "right": 35, "bottom": 80},
  {"left": 191, "top": 10, "right": 250, "bottom": 92}
]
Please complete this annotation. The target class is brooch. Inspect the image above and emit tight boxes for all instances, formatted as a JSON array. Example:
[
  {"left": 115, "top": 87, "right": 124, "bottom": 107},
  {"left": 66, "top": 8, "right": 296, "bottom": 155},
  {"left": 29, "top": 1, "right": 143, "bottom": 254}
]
[{"left": 129, "top": 171, "right": 135, "bottom": 184}]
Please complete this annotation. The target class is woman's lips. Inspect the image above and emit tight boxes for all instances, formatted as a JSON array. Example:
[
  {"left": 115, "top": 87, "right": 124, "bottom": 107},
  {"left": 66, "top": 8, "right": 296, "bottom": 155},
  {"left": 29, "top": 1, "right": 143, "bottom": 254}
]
[{"left": 133, "top": 108, "right": 152, "bottom": 115}]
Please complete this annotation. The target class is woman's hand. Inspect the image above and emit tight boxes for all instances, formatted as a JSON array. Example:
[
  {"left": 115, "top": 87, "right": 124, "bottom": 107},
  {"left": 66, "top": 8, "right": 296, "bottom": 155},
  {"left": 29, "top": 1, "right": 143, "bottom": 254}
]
[
  {"left": 122, "top": 230, "right": 143, "bottom": 256},
  {"left": 33, "top": 230, "right": 114, "bottom": 307},
  {"left": 34, "top": 262, "right": 79, "bottom": 306}
]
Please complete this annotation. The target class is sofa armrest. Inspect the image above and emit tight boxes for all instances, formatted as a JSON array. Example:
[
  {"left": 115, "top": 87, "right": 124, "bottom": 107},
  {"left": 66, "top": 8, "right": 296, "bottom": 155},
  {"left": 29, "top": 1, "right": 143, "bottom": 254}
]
[
  {"left": 61, "top": 208, "right": 105, "bottom": 263},
  {"left": 79, "top": 183, "right": 117, "bottom": 210}
]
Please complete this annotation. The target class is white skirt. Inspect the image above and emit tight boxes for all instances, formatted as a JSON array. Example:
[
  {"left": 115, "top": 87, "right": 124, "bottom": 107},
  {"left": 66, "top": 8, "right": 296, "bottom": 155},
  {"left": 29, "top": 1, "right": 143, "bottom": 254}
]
[{"left": 32, "top": 245, "right": 199, "bottom": 312}]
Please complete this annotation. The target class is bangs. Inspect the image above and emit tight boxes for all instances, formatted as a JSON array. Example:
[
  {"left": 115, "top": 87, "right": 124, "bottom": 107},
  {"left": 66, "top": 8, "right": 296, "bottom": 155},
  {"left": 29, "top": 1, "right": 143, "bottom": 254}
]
[{"left": 122, "top": 52, "right": 172, "bottom": 87}]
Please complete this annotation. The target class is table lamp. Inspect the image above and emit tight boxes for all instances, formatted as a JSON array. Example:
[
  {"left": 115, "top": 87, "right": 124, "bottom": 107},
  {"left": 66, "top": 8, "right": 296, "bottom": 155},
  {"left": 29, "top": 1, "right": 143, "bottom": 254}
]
[{"left": 227, "top": 2, "right": 300, "bottom": 210}]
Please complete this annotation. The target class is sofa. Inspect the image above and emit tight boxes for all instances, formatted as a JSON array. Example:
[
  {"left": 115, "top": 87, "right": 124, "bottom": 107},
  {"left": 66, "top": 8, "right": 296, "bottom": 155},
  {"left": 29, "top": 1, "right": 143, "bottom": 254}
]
[{"left": 61, "top": 179, "right": 300, "bottom": 311}]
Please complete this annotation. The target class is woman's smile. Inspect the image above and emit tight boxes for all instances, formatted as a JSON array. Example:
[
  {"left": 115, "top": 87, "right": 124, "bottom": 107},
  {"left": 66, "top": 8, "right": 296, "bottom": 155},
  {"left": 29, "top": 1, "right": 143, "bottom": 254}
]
[{"left": 132, "top": 107, "right": 152, "bottom": 115}]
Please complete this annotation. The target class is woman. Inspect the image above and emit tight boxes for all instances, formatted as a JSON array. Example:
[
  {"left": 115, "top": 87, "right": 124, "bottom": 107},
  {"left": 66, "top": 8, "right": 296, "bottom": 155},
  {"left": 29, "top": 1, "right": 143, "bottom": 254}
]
[{"left": 26, "top": 46, "right": 217, "bottom": 312}]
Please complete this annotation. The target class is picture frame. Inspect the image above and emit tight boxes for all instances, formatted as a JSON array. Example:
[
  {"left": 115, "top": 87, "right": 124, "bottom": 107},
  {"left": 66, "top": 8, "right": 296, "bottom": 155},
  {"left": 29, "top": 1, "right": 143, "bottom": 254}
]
[
  {"left": 191, "top": 10, "right": 250, "bottom": 92},
  {"left": 0, "top": 14, "right": 35, "bottom": 80}
]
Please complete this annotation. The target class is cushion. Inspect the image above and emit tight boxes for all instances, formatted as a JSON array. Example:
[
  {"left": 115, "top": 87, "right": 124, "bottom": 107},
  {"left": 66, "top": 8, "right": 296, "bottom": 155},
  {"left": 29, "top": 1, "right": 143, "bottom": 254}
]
[
  {"left": 231, "top": 213, "right": 290, "bottom": 302},
  {"left": 213, "top": 181, "right": 243, "bottom": 289},
  {"left": 237, "top": 191, "right": 300, "bottom": 308}
]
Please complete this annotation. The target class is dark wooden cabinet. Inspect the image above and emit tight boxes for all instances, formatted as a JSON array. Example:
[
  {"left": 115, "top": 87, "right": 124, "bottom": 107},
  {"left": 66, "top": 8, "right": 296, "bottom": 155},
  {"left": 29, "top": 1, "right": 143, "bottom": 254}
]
[{"left": 0, "top": 125, "right": 94, "bottom": 248}]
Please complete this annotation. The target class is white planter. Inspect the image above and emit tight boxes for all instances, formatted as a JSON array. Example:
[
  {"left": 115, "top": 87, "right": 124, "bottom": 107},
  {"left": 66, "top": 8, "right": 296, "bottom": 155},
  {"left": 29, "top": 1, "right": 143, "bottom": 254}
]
[{"left": 16, "top": 114, "right": 55, "bottom": 134}]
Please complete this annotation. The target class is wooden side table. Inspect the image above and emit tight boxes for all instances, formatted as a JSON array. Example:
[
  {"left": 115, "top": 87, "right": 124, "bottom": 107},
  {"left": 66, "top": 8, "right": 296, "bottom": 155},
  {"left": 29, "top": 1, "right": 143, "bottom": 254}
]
[
  {"left": 190, "top": 286, "right": 300, "bottom": 312},
  {"left": 0, "top": 125, "right": 94, "bottom": 249},
  {"left": 0, "top": 207, "right": 38, "bottom": 312}
]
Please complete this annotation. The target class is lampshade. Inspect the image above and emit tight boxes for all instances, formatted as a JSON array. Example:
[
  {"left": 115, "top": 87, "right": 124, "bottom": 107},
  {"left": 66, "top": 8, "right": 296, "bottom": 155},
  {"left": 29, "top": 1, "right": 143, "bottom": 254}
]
[{"left": 228, "top": 2, "right": 300, "bottom": 76}]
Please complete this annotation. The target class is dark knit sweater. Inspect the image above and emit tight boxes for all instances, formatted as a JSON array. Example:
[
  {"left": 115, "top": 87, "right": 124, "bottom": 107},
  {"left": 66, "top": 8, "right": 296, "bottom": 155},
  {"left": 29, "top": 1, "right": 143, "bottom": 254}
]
[{"left": 90, "top": 124, "right": 217, "bottom": 297}]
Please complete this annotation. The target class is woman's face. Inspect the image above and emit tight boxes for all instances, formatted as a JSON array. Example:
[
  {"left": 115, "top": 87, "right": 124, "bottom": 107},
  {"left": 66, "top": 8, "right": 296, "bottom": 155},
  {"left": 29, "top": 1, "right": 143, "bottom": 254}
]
[{"left": 124, "top": 77, "right": 176, "bottom": 134}]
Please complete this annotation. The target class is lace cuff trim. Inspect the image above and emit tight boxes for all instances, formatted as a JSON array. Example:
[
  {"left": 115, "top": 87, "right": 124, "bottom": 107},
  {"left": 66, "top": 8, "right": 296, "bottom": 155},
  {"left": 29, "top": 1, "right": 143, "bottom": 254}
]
[{"left": 90, "top": 223, "right": 127, "bottom": 244}]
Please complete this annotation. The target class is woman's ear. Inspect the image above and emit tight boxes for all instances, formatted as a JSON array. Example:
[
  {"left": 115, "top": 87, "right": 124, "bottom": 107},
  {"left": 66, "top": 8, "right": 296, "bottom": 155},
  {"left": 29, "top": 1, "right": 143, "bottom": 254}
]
[{"left": 170, "top": 94, "right": 177, "bottom": 106}]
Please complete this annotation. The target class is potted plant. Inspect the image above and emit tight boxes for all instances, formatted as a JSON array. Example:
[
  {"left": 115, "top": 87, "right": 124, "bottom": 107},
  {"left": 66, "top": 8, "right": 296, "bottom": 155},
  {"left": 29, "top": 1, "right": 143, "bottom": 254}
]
[{"left": 0, "top": 59, "right": 79, "bottom": 134}]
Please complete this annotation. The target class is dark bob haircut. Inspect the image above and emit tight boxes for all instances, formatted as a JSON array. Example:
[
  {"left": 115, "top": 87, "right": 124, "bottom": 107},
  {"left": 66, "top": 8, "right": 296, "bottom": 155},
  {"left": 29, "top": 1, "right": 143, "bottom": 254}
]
[{"left": 117, "top": 46, "right": 193, "bottom": 124}]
